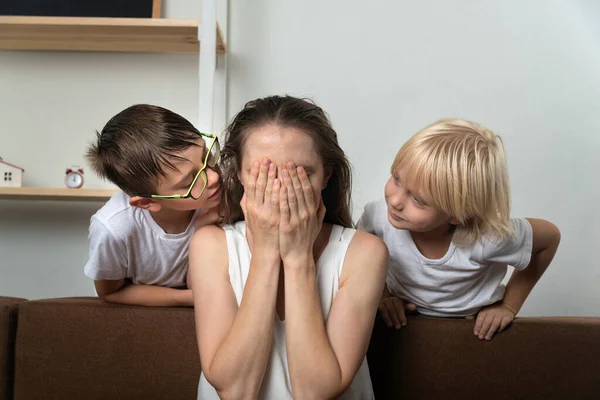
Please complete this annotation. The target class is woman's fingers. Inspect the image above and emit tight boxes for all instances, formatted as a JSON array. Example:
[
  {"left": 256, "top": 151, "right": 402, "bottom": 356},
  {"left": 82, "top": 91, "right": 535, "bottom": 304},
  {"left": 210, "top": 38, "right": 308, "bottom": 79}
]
[
  {"left": 280, "top": 182, "right": 290, "bottom": 225},
  {"left": 287, "top": 162, "right": 307, "bottom": 214},
  {"left": 246, "top": 161, "right": 259, "bottom": 205},
  {"left": 265, "top": 162, "right": 276, "bottom": 206},
  {"left": 282, "top": 167, "right": 298, "bottom": 221},
  {"left": 255, "top": 158, "right": 270, "bottom": 206},
  {"left": 271, "top": 178, "right": 280, "bottom": 221},
  {"left": 297, "top": 166, "right": 316, "bottom": 212}
]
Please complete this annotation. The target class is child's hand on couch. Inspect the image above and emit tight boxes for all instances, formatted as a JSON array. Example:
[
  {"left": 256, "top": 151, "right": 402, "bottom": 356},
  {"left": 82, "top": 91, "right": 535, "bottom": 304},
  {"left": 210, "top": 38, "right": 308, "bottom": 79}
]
[
  {"left": 473, "top": 302, "right": 515, "bottom": 340},
  {"left": 379, "top": 295, "right": 417, "bottom": 329}
]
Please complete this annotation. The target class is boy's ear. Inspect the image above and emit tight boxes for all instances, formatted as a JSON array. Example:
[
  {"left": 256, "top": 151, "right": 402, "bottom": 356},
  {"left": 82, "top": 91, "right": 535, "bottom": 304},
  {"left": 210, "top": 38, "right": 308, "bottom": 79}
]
[{"left": 129, "top": 196, "right": 162, "bottom": 213}]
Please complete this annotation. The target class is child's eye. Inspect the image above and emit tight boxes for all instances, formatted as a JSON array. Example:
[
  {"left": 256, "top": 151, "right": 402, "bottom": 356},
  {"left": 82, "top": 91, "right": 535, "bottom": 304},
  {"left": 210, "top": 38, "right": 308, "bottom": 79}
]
[
  {"left": 180, "top": 174, "right": 196, "bottom": 189},
  {"left": 393, "top": 175, "right": 401, "bottom": 184},
  {"left": 411, "top": 195, "right": 425, "bottom": 207}
]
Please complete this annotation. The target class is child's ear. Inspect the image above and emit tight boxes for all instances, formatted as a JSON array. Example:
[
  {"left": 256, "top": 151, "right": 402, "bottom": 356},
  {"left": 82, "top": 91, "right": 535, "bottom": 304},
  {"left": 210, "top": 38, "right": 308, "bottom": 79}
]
[
  {"left": 449, "top": 216, "right": 460, "bottom": 225},
  {"left": 129, "top": 196, "right": 162, "bottom": 213}
]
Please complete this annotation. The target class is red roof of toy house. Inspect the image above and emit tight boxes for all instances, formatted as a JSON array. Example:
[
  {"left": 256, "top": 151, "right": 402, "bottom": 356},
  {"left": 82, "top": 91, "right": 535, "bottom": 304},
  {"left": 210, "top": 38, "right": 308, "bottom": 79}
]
[{"left": 0, "top": 157, "right": 25, "bottom": 172}]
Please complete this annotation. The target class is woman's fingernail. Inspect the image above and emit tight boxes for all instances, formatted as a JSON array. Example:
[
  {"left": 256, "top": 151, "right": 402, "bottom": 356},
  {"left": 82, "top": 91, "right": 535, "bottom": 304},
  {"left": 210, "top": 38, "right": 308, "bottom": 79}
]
[
  {"left": 262, "top": 158, "right": 269, "bottom": 166},
  {"left": 269, "top": 163, "right": 275, "bottom": 172}
]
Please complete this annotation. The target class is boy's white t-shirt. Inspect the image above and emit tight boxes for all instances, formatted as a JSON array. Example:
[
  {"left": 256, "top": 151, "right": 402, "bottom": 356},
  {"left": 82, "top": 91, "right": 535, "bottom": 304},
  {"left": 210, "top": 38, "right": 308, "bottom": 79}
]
[
  {"left": 84, "top": 191, "right": 199, "bottom": 287},
  {"left": 357, "top": 198, "right": 534, "bottom": 317}
]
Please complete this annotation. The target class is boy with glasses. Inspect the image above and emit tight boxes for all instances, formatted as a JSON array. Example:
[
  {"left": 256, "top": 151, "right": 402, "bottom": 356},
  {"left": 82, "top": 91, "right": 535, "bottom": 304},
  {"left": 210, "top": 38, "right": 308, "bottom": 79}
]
[{"left": 84, "top": 104, "right": 222, "bottom": 307}]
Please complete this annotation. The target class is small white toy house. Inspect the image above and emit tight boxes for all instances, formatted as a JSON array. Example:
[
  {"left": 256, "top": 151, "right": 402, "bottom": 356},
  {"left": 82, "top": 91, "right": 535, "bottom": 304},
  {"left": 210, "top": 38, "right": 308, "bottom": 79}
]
[{"left": 0, "top": 157, "right": 24, "bottom": 187}]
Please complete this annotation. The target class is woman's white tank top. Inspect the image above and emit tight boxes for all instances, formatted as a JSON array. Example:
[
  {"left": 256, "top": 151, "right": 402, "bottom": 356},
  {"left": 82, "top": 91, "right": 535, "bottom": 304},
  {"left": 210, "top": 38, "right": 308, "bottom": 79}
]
[{"left": 197, "top": 221, "right": 374, "bottom": 399}]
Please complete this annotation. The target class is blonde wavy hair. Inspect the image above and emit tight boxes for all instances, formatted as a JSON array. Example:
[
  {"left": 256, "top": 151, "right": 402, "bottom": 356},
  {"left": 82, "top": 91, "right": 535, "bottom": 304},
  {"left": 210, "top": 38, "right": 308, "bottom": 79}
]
[{"left": 392, "top": 118, "right": 513, "bottom": 245}]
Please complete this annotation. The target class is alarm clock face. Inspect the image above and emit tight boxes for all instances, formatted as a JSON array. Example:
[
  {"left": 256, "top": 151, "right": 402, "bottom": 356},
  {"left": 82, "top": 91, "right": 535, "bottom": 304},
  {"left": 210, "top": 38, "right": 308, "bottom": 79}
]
[{"left": 66, "top": 172, "right": 83, "bottom": 188}]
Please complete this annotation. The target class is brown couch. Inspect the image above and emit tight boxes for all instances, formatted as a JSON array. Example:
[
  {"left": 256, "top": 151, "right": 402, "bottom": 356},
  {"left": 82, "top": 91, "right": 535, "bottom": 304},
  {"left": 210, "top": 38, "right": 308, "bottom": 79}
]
[
  {"left": 1, "top": 296, "right": 599, "bottom": 399},
  {"left": 0, "top": 297, "right": 25, "bottom": 400}
]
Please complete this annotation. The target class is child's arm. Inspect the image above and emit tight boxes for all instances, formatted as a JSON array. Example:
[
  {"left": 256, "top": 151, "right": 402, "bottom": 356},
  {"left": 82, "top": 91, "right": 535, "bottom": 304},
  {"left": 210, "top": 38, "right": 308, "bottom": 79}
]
[
  {"left": 474, "top": 218, "right": 561, "bottom": 340},
  {"left": 95, "top": 279, "right": 193, "bottom": 307}
]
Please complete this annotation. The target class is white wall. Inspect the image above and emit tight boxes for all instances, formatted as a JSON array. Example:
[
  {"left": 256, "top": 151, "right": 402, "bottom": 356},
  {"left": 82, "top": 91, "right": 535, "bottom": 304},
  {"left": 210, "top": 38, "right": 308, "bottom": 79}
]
[{"left": 1, "top": 1, "right": 598, "bottom": 316}]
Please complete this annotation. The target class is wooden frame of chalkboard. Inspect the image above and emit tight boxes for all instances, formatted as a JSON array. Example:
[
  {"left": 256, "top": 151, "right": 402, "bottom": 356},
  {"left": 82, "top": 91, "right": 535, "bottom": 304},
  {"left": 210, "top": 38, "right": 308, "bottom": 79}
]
[{"left": 0, "top": 0, "right": 162, "bottom": 19}]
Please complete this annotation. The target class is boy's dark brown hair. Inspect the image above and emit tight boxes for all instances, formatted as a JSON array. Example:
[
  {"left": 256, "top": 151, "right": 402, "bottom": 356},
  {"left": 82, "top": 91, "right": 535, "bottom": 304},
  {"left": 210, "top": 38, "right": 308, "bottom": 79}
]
[
  {"left": 86, "top": 104, "right": 201, "bottom": 196},
  {"left": 221, "top": 95, "right": 354, "bottom": 228}
]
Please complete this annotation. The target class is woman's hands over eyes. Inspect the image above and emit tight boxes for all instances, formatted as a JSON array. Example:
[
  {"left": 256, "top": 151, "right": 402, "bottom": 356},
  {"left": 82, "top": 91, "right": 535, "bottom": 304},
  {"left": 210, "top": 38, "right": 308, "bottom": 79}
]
[
  {"left": 279, "top": 161, "right": 325, "bottom": 266},
  {"left": 241, "top": 158, "right": 281, "bottom": 260},
  {"left": 241, "top": 159, "right": 325, "bottom": 265}
]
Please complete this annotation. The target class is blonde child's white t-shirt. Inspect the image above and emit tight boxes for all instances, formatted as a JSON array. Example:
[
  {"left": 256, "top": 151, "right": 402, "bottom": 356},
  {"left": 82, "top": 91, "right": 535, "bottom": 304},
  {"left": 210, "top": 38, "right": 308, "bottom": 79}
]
[
  {"left": 84, "top": 191, "right": 199, "bottom": 287},
  {"left": 357, "top": 198, "right": 533, "bottom": 317}
]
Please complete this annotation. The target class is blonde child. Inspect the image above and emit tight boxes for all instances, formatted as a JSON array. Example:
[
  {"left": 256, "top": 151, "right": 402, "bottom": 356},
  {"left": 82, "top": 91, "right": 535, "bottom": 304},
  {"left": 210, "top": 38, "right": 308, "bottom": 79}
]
[{"left": 358, "top": 118, "right": 560, "bottom": 340}]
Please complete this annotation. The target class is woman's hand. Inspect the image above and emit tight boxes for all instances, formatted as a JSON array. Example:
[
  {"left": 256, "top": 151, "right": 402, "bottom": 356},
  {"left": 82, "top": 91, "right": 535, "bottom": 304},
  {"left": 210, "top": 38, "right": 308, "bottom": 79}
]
[
  {"left": 240, "top": 158, "right": 281, "bottom": 259},
  {"left": 279, "top": 162, "right": 326, "bottom": 266}
]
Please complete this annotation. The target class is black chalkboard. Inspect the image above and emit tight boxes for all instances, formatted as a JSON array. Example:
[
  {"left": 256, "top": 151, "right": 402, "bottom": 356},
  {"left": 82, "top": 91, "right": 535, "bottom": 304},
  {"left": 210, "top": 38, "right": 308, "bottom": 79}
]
[{"left": 0, "top": 0, "right": 156, "bottom": 18}]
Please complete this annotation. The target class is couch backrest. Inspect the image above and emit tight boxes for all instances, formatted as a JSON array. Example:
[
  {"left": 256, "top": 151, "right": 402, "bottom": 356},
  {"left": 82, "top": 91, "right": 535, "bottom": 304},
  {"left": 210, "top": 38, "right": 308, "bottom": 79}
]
[
  {"left": 367, "top": 315, "right": 600, "bottom": 400},
  {"left": 10, "top": 298, "right": 600, "bottom": 400},
  {"left": 13, "top": 298, "right": 200, "bottom": 400}
]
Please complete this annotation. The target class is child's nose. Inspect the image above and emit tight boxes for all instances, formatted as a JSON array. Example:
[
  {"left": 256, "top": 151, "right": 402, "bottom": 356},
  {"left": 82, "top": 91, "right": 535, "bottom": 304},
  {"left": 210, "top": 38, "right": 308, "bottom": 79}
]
[
  {"left": 205, "top": 167, "right": 220, "bottom": 187},
  {"left": 388, "top": 192, "right": 405, "bottom": 210}
]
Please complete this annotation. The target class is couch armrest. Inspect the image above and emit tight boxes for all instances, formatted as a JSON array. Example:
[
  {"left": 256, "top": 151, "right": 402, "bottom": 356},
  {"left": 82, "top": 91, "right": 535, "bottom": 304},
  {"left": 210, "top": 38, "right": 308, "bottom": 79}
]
[{"left": 0, "top": 297, "right": 27, "bottom": 400}]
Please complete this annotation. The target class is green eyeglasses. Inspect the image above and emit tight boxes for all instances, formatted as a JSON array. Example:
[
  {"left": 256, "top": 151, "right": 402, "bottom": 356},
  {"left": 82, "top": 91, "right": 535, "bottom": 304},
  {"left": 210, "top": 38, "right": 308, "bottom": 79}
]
[{"left": 139, "top": 132, "right": 221, "bottom": 200}]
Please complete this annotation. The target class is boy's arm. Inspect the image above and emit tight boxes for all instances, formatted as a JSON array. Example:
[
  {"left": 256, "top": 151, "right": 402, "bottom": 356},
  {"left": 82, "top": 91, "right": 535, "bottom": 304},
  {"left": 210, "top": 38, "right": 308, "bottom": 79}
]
[
  {"left": 95, "top": 279, "right": 193, "bottom": 307},
  {"left": 475, "top": 218, "right": 561, "bottom": 339}
]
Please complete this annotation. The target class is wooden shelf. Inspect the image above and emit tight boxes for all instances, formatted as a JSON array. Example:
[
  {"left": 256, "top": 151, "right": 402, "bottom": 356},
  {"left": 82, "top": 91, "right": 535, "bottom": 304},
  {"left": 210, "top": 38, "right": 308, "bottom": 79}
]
[
  {"left": 0, "top": 16, "right": 226, "bottom": 53},
  {"left": 0, "top": 187, "right": 116, "bottom": 201}
]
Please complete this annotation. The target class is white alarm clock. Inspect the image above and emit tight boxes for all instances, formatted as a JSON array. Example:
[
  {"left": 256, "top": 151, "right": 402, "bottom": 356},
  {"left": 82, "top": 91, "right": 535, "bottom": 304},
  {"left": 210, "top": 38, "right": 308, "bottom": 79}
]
[{"left": 65, "top": 166, "right": 84, "bottom": 189}]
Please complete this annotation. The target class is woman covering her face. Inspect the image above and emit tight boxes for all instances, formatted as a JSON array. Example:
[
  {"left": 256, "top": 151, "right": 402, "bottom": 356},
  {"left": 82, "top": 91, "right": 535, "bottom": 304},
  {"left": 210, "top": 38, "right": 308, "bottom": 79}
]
[{"left": 189, "top": 95, "right": 388, "bottom": 399}]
